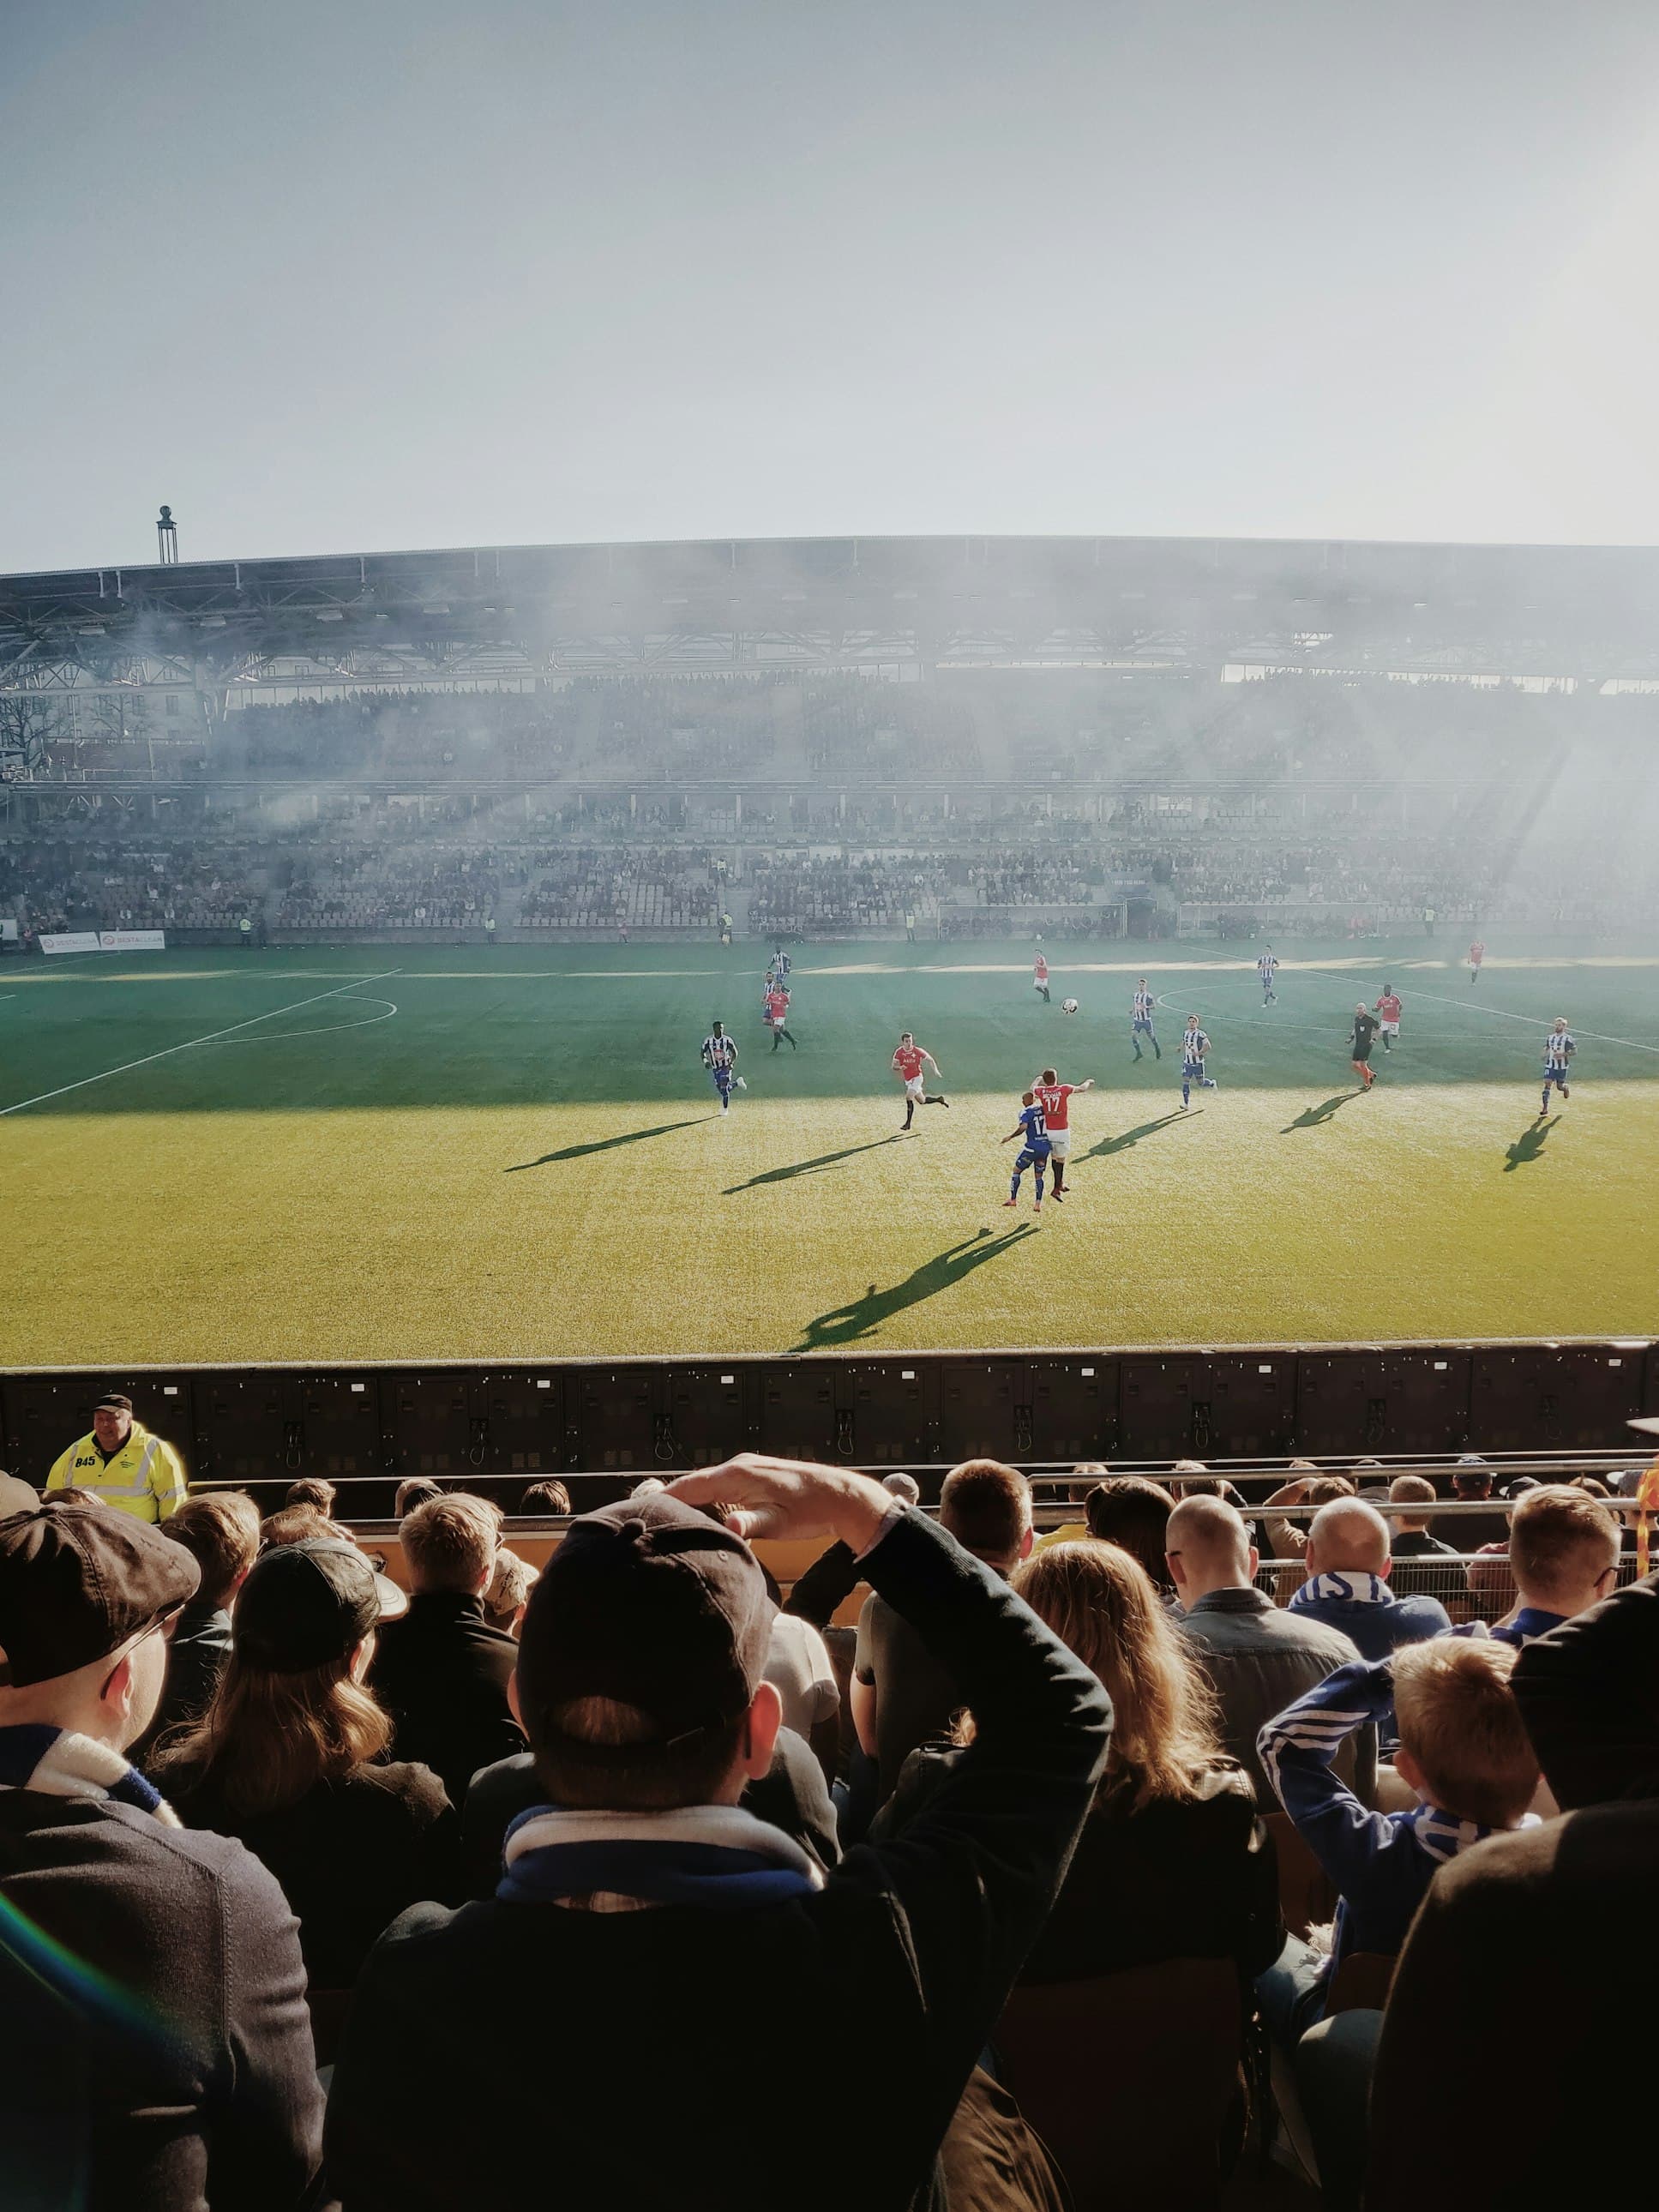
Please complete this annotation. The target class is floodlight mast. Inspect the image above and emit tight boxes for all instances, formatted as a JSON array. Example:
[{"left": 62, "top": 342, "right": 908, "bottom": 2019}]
[{"left": 156, "top": 505, "right": 178, "bottom": 565}]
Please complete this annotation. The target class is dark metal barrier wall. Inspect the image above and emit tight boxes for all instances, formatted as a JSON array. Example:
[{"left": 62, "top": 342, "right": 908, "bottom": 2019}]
[{"left": 2, "top": 1341, "right": 1654, "bottom": 1512}]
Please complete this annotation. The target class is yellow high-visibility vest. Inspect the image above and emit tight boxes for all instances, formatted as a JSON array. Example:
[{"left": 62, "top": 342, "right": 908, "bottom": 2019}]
[{"left": 45, "top": 1422, "right": 187, "bottom": 1523}]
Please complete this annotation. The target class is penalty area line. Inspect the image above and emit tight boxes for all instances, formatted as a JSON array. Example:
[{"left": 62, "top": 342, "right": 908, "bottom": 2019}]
[{"left": 0, "top": 969, "right": 404, "bottom": 1118}]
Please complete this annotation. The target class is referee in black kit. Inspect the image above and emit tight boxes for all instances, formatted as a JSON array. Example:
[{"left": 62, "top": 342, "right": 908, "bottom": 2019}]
[{"left": 1349, "top": 1001, "right": 1380, "bottom": 1091}]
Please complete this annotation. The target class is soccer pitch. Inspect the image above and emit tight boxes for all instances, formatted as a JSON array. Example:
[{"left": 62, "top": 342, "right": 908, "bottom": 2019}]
[{"left": 2, "top": 938, "right": 1655, "bottom": 1368}]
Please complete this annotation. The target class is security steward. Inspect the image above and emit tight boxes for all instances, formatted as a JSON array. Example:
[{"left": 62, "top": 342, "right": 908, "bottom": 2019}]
[{"left": 45, "top": 1394, "right": 187, "bottom": 1524}]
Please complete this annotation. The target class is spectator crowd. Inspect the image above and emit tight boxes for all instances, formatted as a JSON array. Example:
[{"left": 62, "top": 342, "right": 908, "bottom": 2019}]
[{"left": 3, "top": 1414, "right": 1653, "bottom": 2209}]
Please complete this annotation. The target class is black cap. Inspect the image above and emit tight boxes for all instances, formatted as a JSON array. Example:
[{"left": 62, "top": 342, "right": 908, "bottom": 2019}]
[
  {"left": 93, "top": 1394, "right": 133, "bottom": 1413},
  {"left": 0, "top": 1495, "right": 199, "bottom": 1688},
  {"left": 516, "top": 1493, "right": 773, "bottom": 1764},
  {"left": 234, "top": 1540, "right": 407, "bottom": 1674}
]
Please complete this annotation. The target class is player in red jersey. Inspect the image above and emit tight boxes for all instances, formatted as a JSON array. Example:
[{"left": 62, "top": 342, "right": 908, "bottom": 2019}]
[
  {"left": 764, "top": 983, "right": 797, "bottom": 1052},
  {"left": 1031, "top": 1066, "right": 1095, "bottom": 1201},
  {"left": 891, "top": 1032, "right": 948, "bottom": 1132},
  {"left": 1373, "top": 986, "right": 1403, "bottom": 1052},
  {"left": 1032, "top": 951, "right": 1051, "bottom": 1004},
  {"left": 1469, "top": 940, "right": 1485, "bottom": 987}
]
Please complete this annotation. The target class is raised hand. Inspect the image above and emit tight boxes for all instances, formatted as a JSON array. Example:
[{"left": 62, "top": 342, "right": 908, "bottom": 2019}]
[{"left": 667, "top": 1454, "right": 893, "bottom": 1554}]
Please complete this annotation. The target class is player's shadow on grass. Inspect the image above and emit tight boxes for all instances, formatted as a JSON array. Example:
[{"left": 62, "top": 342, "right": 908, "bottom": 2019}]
[
  {"left": 724, "top": 1135, "right": 899, "bottom": 1195},
  {"left": 1503, "top": 1116, "right": 1559, "bottom": 1172},
  {"left": 791, "top": 1225, "right": 1039, "bottom": 1351},
  {"left": 1082, "top": 1110, "right": 1189, "bottom": 1160},
  {"left": 1282, "top": 1094, "right": 1357, "bottom": 1133},
  {"left": 503, "top": 1117, "right": 713, "bottom": 1172}
]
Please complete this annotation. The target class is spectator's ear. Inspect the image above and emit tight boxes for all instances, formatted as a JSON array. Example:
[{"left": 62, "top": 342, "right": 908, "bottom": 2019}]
[
  {"left": 1378, "top": 1555, "right": 1394, "bottom": 1581},
  {"left": 741, "top": 1680, "right": 783, "bottom": 1782},
  {"left": 1018, "top": 1525, "right": 1034, "bottom": 1561},
  {"left": 1247, "top": 1545, "right": 1259, "bottom": 1579}
]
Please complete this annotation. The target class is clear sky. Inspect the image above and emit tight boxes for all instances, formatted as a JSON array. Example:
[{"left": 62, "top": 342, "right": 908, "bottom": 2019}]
[{"left": 5, "top": 0, "right": 1659, "bottom": 569}]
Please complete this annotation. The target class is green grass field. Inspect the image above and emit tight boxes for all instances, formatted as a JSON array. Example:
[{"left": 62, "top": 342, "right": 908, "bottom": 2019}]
[{"left": 2, "top": 937, "right": 1655, "bottom": 1367}]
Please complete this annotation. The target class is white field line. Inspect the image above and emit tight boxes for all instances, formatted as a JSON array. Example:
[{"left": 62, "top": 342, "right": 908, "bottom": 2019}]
[
  {"left": 1293, "top": 963, "right": 1659, "bottom": 1059},
  {"left": 209, "top": 995, "right": 400, "bottom": 1046},
  {"left": 0, "top": 970, "right": 403, "bottom": 1118}
]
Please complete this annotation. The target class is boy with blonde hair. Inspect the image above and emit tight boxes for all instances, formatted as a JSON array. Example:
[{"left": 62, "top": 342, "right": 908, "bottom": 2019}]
[
  {"left": 1494, "top": 1484, "right": 1620, "bottom": 1647},
  {"left": 1256, "top": 1637, "right": 1538, "bottom": 2041}
]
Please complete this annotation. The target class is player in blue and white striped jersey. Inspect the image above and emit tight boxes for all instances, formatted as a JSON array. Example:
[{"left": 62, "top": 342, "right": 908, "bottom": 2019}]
[
  {"left": 700, "top": 1021, "right": 746, "bottom": 1115},
  {"left": 1257, "top": 947, "right": 1279, "bottom": 1004},
  {"left": 1131, "top": 979, "right": 1161, "bottom": 1061},
  {"left": 1539, "top": 1019, "right": 1576, "bottom": 1115},
  {"left": 1180, "top": 1015, "right": 1217, "bottom": 1109}
]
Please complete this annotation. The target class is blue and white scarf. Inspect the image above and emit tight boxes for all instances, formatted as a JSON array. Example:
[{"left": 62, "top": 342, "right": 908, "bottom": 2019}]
[
  {"left": 498, "top": 1803, "right": 824, "bottom": 1914},
  {"left": 0, "top": 1723, "right": 180, "bottom": 1826},
  {"left": 1290, "top": 1569, "right": 1391, "bottom": 1609}
]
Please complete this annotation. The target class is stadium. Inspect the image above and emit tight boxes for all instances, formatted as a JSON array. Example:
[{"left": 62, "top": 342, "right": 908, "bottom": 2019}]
[
  {"left": 4, "top": 532, "right": 1657, "bottom": 1385},
  {"left": 6, "top": 9, "right": 1659, "bottom": 2207}
]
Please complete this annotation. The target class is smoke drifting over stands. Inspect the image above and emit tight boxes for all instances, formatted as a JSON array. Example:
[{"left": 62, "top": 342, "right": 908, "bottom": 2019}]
[{"left": 3, "top": 535, "right": 1659, "bottom": 945}]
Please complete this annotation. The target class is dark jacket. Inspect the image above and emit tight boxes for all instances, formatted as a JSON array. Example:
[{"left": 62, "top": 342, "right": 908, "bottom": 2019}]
[
  {"left": 460, "top": 1725, "right": 841, "bottom": 1900},
  {"left": 155, "top": 1602, "right": 234, "bottom": 1734},
  {"left": 782, "top": 1537, "right": 862, "bottom": 1628},
  {"left": 131, "top": 1602, "right": 235, "bottom": 1766},
  {"left": 878, "top": 1745, "right": 1282, "bottom": 1982},
  {"left": 855, "top": 1588, "right": 965, "bottom": 1792},
  {"left": 1369, "top": 1572, "right": 1659, "bottom": 2205},
  {"left": 1385, "top": 1529, "right": 1460, "bottom": 1602},
  {"left": 168, "top": 1758, "right": 463, "bottom": 1989},
  {"left": 369, "top": 1590, "right": 524, "bottom": 1806},
  {"left": 1512, "top": 1566, "right": 1659, "bottom": 1808},
  {"left": 325, "top": 1508, "right": 1112, "bottom": 2212},
  {"left": 1367, "top": 1802, "right": 1659, "bottom": 2207},
  {"left": 0, "top": 1790, "right": 323, "bottom": 2212}
]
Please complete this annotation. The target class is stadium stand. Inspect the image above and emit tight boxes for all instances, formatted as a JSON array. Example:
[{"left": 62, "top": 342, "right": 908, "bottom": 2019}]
[
  {"left": 4, "top": 1432, "right": 1654, "bottom": 2206},
  {"left": 8, "top": 652, "right": 1658, "bottom": 940}
]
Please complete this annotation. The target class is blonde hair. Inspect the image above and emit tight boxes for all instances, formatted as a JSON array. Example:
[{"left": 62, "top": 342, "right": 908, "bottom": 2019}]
[
  {"left": 1509, "top": 1485, "right": 1619, "bottom": 1603},
  {"left": 484, "top": 1546, "right": 539, "bottom": 1628},
  {"left": 998, "top": 1542, "right": 1221, "bottom": 1807},
  {"left": 1392, "top": 1638, "right": 1538, "bottom": 1827},
  {"left": 164, "top": 1491, "right": 261, "bottom": 1608},
  {"left": 401, "top": 1493, "right": 498, "bottom": 1593},
  {"left": 259, "top": 1504, "right": 334, "bottom": 1551},
  {"left": 154, "top": 1646, "right": 392, "bottom": 1818}
]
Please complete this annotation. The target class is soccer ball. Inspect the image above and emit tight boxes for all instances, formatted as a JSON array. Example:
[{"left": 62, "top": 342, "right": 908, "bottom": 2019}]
[{"left": 1061, "top": 997, "right": 1079, "bottom": 1015}]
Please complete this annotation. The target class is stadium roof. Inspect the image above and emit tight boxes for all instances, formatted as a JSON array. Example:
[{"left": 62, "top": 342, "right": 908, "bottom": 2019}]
[{"left": 3, "top": 534, "right": 1659, "bottom": 693}]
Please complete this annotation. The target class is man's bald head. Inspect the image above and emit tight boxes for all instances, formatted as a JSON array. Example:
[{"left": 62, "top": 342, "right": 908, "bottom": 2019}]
[
  {"left": 1165, "top": 1494, "right": 1256, "bottom": 1602},
  {"left": 1306, "top": 1498, "right": 1392, "bottom": 1577}
]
